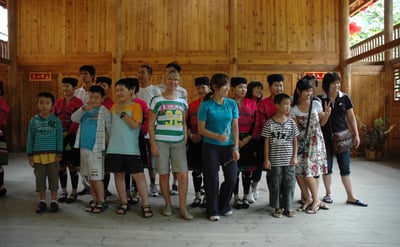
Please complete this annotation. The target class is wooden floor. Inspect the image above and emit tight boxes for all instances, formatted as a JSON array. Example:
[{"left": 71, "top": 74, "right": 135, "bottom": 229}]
[{"left": 1, "top": 153, "right": 399, "bottom": 247}]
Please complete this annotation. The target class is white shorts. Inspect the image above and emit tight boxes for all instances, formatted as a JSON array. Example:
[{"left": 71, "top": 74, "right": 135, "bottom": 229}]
[{"left": 80, "top": 149, "right": 104, "bottom": 181}]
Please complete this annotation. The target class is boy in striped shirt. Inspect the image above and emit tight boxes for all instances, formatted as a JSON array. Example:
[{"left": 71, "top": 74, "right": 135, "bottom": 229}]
[
  {"left": 27, "top": 92, "right": 63, "bottom": 214},
  {"left": 261, "top": 93, "right": 299, "bottom": 218}
]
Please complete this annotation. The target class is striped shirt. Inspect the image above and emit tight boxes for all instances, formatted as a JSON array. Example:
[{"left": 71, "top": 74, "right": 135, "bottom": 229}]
[
  {"left": 149, "top": 95, "right": 188, "bottom": 143},
  {"left": 261, "top": 118, "right": 299, "bottom": 166},
  {"left": 26, "top": 114, "right": 63, "bottom": 157}
]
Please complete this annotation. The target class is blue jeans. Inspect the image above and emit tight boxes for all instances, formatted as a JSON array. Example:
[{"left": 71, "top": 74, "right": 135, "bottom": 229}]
[
  {"left": 326, "top": 140, "right": 351, "bottom": 176},
  {"left": 202, "top": 142, "right": 238, "bottom": 217}
]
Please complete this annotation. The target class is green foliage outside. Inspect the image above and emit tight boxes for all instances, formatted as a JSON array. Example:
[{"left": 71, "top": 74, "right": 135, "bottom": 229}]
[{"left": 350, "top": 0, "right": 400, "bottom": 47}]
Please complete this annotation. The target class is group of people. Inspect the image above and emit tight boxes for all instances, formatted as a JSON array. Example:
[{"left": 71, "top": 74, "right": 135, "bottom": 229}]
[{"left": 7, "top": 62, "right": 369, "bottom": 221}]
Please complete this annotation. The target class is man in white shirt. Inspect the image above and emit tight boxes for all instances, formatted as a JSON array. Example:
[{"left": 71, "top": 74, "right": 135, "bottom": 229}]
[
  {"left": 74, "top": 65, "right": 96, "bottom": 105},
  {"left": 136, "top": 65, "right": 161, "bottom": 197}
]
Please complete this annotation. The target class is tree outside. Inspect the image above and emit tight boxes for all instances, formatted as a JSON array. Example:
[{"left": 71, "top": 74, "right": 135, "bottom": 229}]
[{"left": 350, "top": 0, "right": 400, "bottom": 46}]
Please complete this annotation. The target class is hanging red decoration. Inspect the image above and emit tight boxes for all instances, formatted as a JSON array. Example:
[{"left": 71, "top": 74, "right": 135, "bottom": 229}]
[{"left": 349, "top": 21, "right": 362, "bottom": 34}]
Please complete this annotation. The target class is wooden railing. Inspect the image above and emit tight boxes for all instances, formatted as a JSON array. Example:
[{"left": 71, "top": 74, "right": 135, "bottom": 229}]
[
  {"left": 0, "top": 40, "right": 9, "bottom": 61},
  {"left": 350, "top": 23, "right": 400, "bottom": 62}
]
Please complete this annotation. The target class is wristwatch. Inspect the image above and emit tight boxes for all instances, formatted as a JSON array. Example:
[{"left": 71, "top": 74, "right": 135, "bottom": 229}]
[{"left": 120, "top": 112, "right": 126, "bottom": 119}]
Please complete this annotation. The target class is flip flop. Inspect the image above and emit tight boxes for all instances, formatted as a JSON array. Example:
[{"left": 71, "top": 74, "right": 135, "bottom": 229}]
[
  {"left": 346, "top": 199, "right": 368, "bottom": 207},
  {"left": 318, "top": 202, "right": 330, "bottom": 210}
]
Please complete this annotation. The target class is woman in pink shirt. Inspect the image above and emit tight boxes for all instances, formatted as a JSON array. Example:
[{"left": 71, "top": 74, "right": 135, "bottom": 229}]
[{"left": 0, "top": 81, "right": 10, "bottom": 197}]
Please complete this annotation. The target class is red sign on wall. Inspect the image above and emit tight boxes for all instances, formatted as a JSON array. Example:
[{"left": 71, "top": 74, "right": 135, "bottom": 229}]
[{"left": 29, "top": 72, "right": 52, "bottom": 81}]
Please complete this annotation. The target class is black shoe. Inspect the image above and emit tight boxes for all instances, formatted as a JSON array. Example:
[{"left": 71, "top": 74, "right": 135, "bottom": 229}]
[
  {"left": 105, "top": 190, "right": 112, "bottom": 197},
  {"left": 35, "top": 201, "right": 47, "bottom": 214},
  {"left": 0, "top": 188, "right": 7, "bottom": 197},
  {"left": 49, "top": 202, "right": 59, "bottom": 213},
  {"left": 77, "top": 188, "right": 91, "bottom": 195}
]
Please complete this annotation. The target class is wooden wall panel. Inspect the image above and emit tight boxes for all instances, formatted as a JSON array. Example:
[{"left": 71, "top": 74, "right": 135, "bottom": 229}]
[{"left": 124, "top": 0, "right": 229, "bottom": 53}]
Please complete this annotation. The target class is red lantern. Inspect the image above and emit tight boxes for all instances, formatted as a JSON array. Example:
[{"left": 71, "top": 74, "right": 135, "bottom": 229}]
[{"left": 349, "top": 21, "right": 362, "bottom": 34}]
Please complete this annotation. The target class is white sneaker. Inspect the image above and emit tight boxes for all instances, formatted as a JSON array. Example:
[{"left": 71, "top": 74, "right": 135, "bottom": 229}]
[
  {"left": 150, "top": 184, "right": 159, "bottom": 197},
  {"left": 247, "top": 191, "right": 255, "bottom": 203},
  {"left": 223, "top": 210, "right": 233, "bottom": 216},
  {"left": 253, "top": 190, "right": 259, "bottom": 201},
  {"left": 170, "top": 184, "right": 179, "bottom": 195},
  {"left": 209, "top": 215, "right": 220, "bottom": 221}
]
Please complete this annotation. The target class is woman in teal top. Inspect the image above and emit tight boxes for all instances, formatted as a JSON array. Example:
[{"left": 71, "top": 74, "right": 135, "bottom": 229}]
[{"left": 198, "top": 73, "right": 240, "bottom": 221}]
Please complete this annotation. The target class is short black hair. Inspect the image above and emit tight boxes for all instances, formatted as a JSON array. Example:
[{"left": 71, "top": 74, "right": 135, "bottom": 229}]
[
  {"left": 62, "top": 77, "right": 78, "bottom": 87},
  {"left": 36, "top": 92, "right": 55, "bottom": 105},
  {"left": 140, "top": 64, "right": 153, "bottom": 75},
  {"left": 79, "top": 65, "right": 96, "bottom": 78},
  {"left": 88, "top": 85, "right": 105, "bottom": 97},
  {"left": 274, "top": 93, "right": 291, "bottom": 104},
  {"left": 166, "top": 62, "right": 181, "bottom": 73},
  {"left": 96, "top": 76, "right": 112, "bottom": 87},
  {"left": 322, "top": 72, "right": 340, "bottom": 94},
  {"left": 245, "top": 81, "right": 263, "bottom": 99},
  {"left": 116, "top": 78, "right": 139, "bottom": 93}
]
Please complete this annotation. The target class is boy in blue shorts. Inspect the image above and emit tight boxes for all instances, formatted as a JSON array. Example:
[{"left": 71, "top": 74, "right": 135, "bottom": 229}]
[
  {"left": 72, "top": 85, "right": 111, "bottom": 213},
  {"left": 27, "top": 92, "right": 63, "bottom": 213}
]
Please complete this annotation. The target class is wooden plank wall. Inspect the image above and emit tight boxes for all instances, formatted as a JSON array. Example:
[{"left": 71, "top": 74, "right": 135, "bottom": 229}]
[{"left": 3, "top": 0, "right": 394, "bottom": 156}]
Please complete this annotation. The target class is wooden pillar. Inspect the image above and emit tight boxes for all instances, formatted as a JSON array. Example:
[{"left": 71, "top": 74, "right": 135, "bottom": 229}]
[
  {"left": 111, "top": 0, "right": 122, "bottom": 98},
  {"left": 384, "top": 0, "right": 393, "bottom": 154},
  {"left": 229, "top": 0, "right": 238, "bottom": 76},
  {"left": 7, "top": 0, "right": 19, "bottom": 151},
  {"left": 339, "top": 0, "right": 351, "bottom": 93}
]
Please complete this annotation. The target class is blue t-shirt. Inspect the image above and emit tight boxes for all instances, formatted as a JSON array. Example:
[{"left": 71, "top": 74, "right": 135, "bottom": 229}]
[
  {"left": 197, "top": 97, "right": 239, "bottom": 146},
  {"left": 79, "top": 108, "right": 99, "bottom": 151}
]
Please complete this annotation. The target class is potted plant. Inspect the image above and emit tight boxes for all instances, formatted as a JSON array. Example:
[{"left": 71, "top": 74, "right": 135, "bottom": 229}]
[{"left": 360, "top": 117, "right": 396, "bottom": 160}]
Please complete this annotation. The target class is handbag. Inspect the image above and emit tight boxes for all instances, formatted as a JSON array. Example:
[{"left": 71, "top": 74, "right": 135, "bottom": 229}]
[
  {"left": 332, "top": 129, "right": 353, "bottom": 153},
  {"left": 297, "top": 98, "right": 313, "bottom": 154},
  {"left": 0, "top": 130, "right": 8, "bottom": 166}
]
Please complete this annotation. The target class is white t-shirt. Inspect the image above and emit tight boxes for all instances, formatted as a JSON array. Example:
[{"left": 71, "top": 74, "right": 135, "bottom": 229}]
[{"left": 137, "top": 84, "right": 162, "bottom": 105}]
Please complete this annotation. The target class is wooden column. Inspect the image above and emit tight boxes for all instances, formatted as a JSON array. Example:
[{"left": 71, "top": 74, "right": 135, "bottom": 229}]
[
  {"left": 340, "top": 0, "right": 351, "bottom": 93},
  {"left": 229, "top": 0, "right": 238, "bottom": 76},
  {"left": 7, "top": 0, "right": 19, "bottom": 151},
  {"left": 111, "top": 0, "right": 122, "bottom": 97},
  {"left": 384, "top": 0, "right": 393, "bottom": 154}
]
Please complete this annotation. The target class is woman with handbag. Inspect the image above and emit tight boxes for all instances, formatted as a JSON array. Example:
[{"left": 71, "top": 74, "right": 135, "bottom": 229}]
[
  {"left": 0, "top": 81, "right": 10, "bottom": 197},
  {"left": 319, "top": 72, "right": 368, "bottom": 207},
  {"left": 291, "top": 78, "right": 331, "bottom": 213}
]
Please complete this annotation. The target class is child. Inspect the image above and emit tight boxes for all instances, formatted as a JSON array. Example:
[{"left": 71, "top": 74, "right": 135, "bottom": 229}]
[
  {"left": 27, "top": 92, "right": 63, "bottom": 213},
  {"left": 96, "top": 76, "right": 114, "bottom": 198},
  {"left": 72, "top": 85, "right": 111, "bottom": 213},
  {"left": 106, "top": 78, "right": 152, "bottom": 218},
  {"left": 53, "top": 77, "right": 83, "bottom": 204},
  {"left": 149, "top": 69, "right": 192, "bottom": 220},
  {"left": 261, "top": 93, "right": 299, "bottom": 218}
]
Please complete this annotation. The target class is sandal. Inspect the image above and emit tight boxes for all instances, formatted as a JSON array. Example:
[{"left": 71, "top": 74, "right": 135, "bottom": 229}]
[
  {"left": 116, "top": 204, "right": 129, "bottom": 215},
  {"left": 242, "top": 199, "right": 250, "bottom": 209},
  {"left": 141, "top": 205, "right": 153, "bottom": 218},
  {"left": 346, "top": 199, "right": 368, "bottom": 207},
  {"left": 234, "top": 198, "right": 243, "bottom": 209},
  {"left": 66, "top": 193, "right": 78, "bottom": 204},
  {"left": 128, "top": 195, "right": 140, "bottom": 205},
  {"left": 57, "top": 192, "right": 68, "bottom": 203},
  {"left": 322, "top": 194, "right": 333, "bottom": 204},
  {"left": 306, "top": 206, "right": 319, "bottom": 214},
  {"left": 85, "top": 200, "right": 96, "bottom": 212},
  {"left": 272, "top": 208, "right": 282, "bottom": 218},
  {"left": 284, "top": 209, "right": 296, "bottom": 218},
  {"left": 92, "top": 201, "right": 106, "bottom": 213},
  {"left": 297, "top": 201, "right": 312, "bottom": 212},
  {"left": 318, "top": 201, "right": 330, "bottom": 210},
  {"left": 191, "top": 197, "right": 201, "bottom": 208}
]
